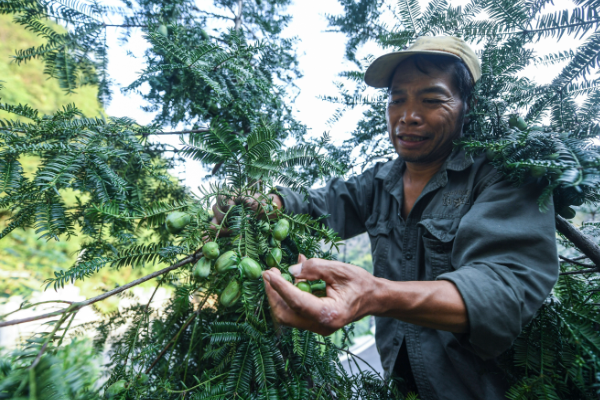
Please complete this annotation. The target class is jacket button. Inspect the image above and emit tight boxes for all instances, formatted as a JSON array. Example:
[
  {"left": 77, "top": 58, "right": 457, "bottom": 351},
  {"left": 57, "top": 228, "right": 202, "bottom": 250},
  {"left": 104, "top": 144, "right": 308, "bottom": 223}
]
[
  {"left": 393, "top": 338, "right": 399, "bottom": 346},
  {"left": 405, "top": 253, "right": 412, "bottom": 260}
]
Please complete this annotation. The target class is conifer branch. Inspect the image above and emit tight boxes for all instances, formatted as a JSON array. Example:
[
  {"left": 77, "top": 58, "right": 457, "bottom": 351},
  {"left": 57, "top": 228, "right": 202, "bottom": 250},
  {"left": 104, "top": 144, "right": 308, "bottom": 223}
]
[
  {"left": 0, "top": 255, "right": 198, "bottom": 328},
  {"left": 555, "top": 215, "right": 600, "bottom": 267},
  {"left": 559, "top": 255, "right": 596, "bottom": 268}
]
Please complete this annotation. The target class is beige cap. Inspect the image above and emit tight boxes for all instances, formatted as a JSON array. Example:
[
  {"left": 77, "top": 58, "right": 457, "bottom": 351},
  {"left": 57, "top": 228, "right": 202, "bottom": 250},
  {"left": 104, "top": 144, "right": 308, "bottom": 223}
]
[{"left": 364, "top": 36, "right": 481, "bottom": 88}]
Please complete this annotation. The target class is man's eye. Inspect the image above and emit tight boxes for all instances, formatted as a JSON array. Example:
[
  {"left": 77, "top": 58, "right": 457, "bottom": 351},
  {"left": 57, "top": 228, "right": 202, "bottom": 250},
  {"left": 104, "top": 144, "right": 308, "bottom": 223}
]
[{"left": 424, "top": 99, "right": 443, "bottom": 104}]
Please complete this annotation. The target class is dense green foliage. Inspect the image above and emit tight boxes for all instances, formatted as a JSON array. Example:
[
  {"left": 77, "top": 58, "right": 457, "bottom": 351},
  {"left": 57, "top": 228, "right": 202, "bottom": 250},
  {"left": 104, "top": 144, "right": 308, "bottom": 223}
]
[{"left": 3, "top": 0, "right": 600, "bottom": 398}]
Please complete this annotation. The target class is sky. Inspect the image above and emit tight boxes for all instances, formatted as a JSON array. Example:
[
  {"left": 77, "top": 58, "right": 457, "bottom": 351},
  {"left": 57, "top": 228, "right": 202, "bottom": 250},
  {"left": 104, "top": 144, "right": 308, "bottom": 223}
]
[{"left": 103, "top": 0, "right": 584, "bottom": 189}]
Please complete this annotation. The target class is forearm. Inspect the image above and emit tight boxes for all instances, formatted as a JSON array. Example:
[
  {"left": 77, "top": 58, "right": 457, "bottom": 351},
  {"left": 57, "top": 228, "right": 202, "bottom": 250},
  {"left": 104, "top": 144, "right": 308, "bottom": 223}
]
[{"left": 368, "top": 277, "right": 468, "bottom": 333}]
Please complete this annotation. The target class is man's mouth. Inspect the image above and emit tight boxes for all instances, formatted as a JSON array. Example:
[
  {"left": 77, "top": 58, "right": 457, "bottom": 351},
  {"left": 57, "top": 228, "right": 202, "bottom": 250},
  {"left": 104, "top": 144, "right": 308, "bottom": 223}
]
[{"left": 398, "top": 135, "right": 427, "bottom": 142}]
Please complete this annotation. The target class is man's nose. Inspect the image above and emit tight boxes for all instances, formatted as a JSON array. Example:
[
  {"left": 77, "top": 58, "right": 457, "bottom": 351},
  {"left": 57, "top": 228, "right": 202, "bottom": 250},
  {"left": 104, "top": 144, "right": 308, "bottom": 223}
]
[{"left": 400, "top": 104, "right": 423, "bottom": 126}]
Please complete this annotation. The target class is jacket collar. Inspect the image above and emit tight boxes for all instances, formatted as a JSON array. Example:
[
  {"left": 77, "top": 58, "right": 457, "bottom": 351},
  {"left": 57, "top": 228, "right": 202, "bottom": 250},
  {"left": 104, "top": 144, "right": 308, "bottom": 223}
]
[{"left": 375, "top": 148, "right": 474, "bottom": 190}]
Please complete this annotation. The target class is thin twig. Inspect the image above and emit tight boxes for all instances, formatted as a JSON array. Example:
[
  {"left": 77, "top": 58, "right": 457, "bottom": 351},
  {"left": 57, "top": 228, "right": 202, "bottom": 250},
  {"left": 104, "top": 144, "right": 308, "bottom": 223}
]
[
  {"left": 560, "top": 267, "right": 600, "bottom": 276},
  {"left": 0, "top": 255, "right": 197, "bottom": 329},
  {"left": 145, "top": 289, "right": 213, "bottom": 374},
  {"left": 145, "top": 313, "right": 197, "bottom": 374},
  {"left": 559, "top": 255, "right": 596, "bottom": 268}
]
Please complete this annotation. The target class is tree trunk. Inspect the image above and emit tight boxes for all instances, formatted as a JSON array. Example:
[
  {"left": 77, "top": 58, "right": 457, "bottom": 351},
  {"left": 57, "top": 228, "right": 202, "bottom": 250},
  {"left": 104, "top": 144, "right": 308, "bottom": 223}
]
[
  {"left": 555, "top": 215, "right": 600, "bottom": 267},
  {"left": 234, "top": 0, "right": 243, "bottom": 31}
]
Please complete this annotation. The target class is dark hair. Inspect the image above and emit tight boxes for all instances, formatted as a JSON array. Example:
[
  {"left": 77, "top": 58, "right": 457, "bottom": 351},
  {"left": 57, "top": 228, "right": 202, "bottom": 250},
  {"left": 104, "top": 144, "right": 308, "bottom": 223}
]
[{"left": 388, "top": 54, "right": 475, "bottom": 103}]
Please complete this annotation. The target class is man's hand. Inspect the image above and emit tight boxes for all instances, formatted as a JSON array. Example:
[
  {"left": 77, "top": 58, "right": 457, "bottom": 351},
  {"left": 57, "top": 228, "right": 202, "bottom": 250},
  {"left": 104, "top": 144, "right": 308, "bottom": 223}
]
[
  {"left": 263, "top": 255, "right": 469, "bottom": 335},
  {"left": 211, "top": 193, "right": 283, "bottom": 235},
  {"left": 262, "top": 255, "right": 378, "bottom": 336}
]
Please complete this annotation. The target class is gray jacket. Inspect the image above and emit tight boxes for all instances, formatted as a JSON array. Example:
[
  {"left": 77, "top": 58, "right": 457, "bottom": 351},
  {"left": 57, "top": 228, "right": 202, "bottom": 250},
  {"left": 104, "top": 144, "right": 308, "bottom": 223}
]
[{"left": 278, "top": 149, "right": 559, "bottom": 400}]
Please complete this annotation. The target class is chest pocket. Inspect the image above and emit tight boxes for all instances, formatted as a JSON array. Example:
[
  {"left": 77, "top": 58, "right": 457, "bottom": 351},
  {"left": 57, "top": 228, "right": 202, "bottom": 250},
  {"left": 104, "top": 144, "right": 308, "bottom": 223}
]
[
  {"left": 419, "top": 217, "right": 459, "bottom": 280},
  {"left": 365, "top": 213, "right": 393, "bottom": 279}
]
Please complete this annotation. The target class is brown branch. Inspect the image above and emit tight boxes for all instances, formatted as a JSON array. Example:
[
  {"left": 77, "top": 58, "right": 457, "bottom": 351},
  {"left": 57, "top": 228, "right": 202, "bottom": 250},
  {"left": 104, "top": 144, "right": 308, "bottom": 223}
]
[
  {"left": 150, "top": 128, "right": 210, "bottom": 136},
  {"left": 103, "top": 24, "right": 147, "bottom": 28},
  {"left": 555, "top": 215, "right": 600, "bottom": 267},
  {"left": 560, "top": 267, "right": 600, "bottom": 276},
  {"left": 0, "top": 255, "right": 197, "bottom": 329},
  {"left": 559, "top": 255, "right": 596, "bottom": 268},
  {"left": 145, "top": 288, "right": 212, "bottom": 374}
]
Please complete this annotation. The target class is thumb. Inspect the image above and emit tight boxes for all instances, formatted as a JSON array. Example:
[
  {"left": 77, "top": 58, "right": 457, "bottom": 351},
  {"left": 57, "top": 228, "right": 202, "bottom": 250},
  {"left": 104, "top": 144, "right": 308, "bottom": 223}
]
[{"left": 297, "top": 254, "right": 307, "bottom": 263}]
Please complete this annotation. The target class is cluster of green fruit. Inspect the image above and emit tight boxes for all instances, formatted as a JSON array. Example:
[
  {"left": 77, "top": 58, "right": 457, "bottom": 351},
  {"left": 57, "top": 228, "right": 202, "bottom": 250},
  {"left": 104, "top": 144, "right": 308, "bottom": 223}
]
[{"left": 165, "top": 212, "right": 327, "bottom": 307}]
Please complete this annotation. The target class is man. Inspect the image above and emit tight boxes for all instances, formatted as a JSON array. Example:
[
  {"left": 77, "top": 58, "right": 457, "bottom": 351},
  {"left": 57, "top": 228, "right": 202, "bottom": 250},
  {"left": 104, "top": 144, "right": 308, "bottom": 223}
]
[{"left": 215, "top": 36, "right": 559, "bottom": 399}]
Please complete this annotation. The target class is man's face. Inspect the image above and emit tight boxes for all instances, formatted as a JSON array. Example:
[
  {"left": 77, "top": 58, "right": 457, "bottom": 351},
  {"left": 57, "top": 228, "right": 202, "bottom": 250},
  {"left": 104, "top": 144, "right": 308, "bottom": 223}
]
[{"left": 386, "top": 57, "right": 465, "bottom": 164}]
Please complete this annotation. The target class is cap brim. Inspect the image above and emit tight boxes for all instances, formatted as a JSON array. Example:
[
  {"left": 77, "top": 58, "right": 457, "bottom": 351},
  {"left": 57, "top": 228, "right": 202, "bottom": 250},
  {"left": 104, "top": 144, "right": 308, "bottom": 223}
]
[{"left": 364, "top": 50, "right": 462, "bottom": 88}]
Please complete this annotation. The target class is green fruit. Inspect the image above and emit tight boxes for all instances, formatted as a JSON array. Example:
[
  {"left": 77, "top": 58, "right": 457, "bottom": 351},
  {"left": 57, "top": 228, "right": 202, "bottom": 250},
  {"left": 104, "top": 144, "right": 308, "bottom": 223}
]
[
  {"left": 137, "top": 373, "right": 149, "bottom": 384},
  {"left": 240, "top": 257, "right": 262, "bottom": 280},
  {"left": 220, "top": 279, "right": 241, "bottom": 307},
  {"left": 545, "top": 153, "right": 560, "bottom": 160},
  {"left": 508, "top": 115, "right": 518, "bottom": 128},
  {"left": 157, "top": 24, "right": 169, "bottom": 37},
  {"left": 310, "top": 281, "right": 326, "bottom": 292},
  {"left": 558, "top": 206, "right": 577, "bottom": 219},
  {"left": 265, "top": 248, "right": 282, "bottom": 268},
  {"left": 259, "top": 221, "right": 270, "bottom": 234},
  {"left": 295, "top": 282, "right": 312, "bottom": 293},
  {"left": 268, "top": 236, "right": 281, "bottom": 248},
  {"left": 215, "top": 251, "right": 237, "bottom": 273},
  {"left": 106, "top": 380, "right": 127, "bottom": 398},
  {"left": 202, "top": 242, "right": 220, "bottom": 260},
  {"left": 530, "top": 166, "right": 547, "bottom": 178},
  {"left": 193, "top": 257, "right": 211, "bottom": 280},
  {"left": 272, "top": 219, "right": 290, "bottom": 241},
  {"left": 165, "top": 212, "right": 191, "bottom": 234},
  {"left": 281, "top": 273, "right": 293, "bottom": 283},
  {"left": 516, "top": 116, "right": 527, "bottom": 131},
  {"left": 485, "top": 148, "right": 496, "bottom": 161}
]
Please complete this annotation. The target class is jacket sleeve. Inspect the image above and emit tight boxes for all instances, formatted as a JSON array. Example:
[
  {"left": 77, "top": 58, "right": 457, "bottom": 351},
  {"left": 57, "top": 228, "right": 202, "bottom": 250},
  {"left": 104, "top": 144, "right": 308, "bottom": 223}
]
[
  {"left": 436, "top": 175, "right": 559, "bottom": 359},
  {"left": 276, "top": 167, "right": 378, "bottom": 240}
]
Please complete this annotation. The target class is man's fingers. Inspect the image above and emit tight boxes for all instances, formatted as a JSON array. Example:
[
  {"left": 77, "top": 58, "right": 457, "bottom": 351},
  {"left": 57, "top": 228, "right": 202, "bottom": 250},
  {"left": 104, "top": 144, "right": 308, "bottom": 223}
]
[
  {"left": 266, "top": 270, "right": 339, "bottom": 326},
  {"left": 289, "top": 258, "right": 349, "bottom": 282}
]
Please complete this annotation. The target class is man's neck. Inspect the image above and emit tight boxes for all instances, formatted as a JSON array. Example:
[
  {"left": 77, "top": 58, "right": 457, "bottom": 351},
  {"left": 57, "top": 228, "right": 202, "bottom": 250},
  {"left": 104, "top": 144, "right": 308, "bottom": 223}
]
[{"left": 403, "top": 158, "right": 446, "bottom": 185}]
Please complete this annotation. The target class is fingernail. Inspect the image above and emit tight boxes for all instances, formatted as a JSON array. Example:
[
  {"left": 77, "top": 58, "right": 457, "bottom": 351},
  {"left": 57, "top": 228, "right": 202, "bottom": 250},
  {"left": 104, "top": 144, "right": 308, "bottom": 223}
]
[
  {"left": 289, "top": 263, "right": 303, "bottom": 277},
  {"left": 262, "top": 271, "right": 271, "bottom": 282}
]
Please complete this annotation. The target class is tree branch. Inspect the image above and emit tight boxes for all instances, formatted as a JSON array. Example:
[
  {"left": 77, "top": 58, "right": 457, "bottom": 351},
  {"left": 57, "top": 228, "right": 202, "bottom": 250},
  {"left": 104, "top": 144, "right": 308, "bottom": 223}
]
[
  {"left": 555, "top": 215, "right": 600, "bottom": 267},
  {"left": 560, "top": 267, "right": 600, "bottom": 276},
  {"left": 559, "top": 255, "right": 596, "bottom": 268},
  {"left": 234, "top": 0, "right": 243, "bottom": 31},
  {"left": 0, "top": 255, "right": 198, "bottom": 328}
]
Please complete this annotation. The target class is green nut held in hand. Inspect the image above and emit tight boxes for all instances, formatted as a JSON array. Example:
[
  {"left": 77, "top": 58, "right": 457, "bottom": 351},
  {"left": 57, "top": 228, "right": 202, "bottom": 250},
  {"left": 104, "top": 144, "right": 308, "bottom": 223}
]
[
  {"left": 240, "top": 257, "right": 262, "bottom": 280},
  {"left": 295, "top": 281, "right": 312, "bottom": 293},
  {"left": 272, "top": 219, "right": 290, "bottom": 241},
  {"left": 215, "top": 250, "right": 237, "bottom": 273},
  {"left": 281, "top": 273, "right": 293, "bottom": 283},
  {"left": 220, "top": 279, "right": 241, "bottom": 307},
  {"left": 202, "top": 242, "right": 220, "bottom": 260},
  {"left": 265, "top": 247, "right": 282, "bottom": 268},
  {"left": 165, "top": 212, "right": 191, "bottom": 234},
  {"left": 193, "top": 257, "right": 211, "bottom": 280}
]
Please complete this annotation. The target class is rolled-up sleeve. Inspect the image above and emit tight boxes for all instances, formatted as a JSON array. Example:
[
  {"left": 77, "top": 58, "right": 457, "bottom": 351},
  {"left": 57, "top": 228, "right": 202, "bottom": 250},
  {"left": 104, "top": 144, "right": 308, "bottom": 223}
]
[
  {"left": 437, "top": 177, "right": 559, "bottom": 359},
  {"left": 276, "top": 167, "right": 377, "bottom": 240}
]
